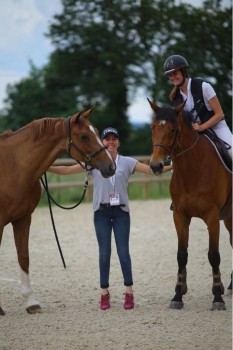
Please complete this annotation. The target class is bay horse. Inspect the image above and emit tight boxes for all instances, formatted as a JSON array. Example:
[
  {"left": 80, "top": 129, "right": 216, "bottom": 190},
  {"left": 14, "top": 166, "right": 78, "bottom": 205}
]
[
  {"left": 0, "top": 108, "right": 116, "bottom": 316},
  {"left": 148, "top": 99, "right": 232, "bottom": 310}
]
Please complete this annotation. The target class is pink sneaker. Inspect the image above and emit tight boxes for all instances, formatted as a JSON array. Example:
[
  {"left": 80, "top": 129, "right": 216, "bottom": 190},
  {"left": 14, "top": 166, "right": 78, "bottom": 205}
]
[
  {"left": 123, "top": 293, "right": 134, "bottom": 310},
  {"left": 100, "top": 293, "right": 110, "bottom": 310}
]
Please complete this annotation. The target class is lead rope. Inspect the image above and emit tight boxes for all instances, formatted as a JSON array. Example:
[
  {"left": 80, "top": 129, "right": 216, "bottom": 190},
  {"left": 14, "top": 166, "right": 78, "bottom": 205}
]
[
  {"left": 41, "top": 171, "right": 89, "bottom": 210},
  {"left": 40, "top": 171, "right": 89, "bottom": 268}
]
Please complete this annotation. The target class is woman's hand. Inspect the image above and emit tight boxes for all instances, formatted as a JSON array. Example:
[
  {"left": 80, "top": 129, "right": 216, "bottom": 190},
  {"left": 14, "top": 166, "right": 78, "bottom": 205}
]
[{"left": 192, "top": 122, "right": 203, "bottom": 132}]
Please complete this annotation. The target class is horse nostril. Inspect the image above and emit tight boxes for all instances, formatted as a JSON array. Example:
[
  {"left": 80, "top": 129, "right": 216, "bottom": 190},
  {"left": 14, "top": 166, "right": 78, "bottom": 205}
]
[
  {"left": 107, "top": 165, "right": 114, "bottom": 175},
  {"left": 110, "top": 162, "right": 116, "bottom": 172},
  {"left": 150, "top": 162, "right": 164, "bottom": 175}
]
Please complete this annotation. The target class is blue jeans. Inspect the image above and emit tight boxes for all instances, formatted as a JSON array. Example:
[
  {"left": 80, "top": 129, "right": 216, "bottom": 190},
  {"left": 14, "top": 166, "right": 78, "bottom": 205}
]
[{"left": 94, "top": 206, "right": 133, "bottom": 289}]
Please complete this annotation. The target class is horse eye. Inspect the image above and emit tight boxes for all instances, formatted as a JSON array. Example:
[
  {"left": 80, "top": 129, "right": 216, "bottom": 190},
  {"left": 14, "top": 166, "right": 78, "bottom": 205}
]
[
  {"left": 81, "top": 134, "right": 89, "bottom": 142},
  {"left": 171, "top": 128, "right": 177, "bottom": 134}
]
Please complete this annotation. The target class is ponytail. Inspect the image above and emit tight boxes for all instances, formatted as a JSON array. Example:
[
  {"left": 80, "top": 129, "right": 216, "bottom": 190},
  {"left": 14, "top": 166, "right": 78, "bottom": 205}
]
[
  {"left": 169, "top": 86, "right": 179, "bottom": 101},
  {"left": 169, "top": 67, "right": 189, "bottom": 101}
]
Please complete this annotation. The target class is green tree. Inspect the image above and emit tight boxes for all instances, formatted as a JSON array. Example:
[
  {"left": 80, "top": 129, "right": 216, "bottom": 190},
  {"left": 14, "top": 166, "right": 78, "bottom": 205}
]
[
  {"left": 0, "top": 62, "right": 78, "bottom": 132},
  {"left": 46, "top": 0, "right": 163, "bottom": 153},
  {"left": 152, "top": 0, "right": 232, "bottom": 128},
  {"left": 0, "top": 0, "right": 231, "bottom": 154}
]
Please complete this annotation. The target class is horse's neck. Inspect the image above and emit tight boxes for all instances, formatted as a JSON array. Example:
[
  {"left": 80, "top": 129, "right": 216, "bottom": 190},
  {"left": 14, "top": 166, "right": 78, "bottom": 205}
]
[
  {"left": 173, "top": 127, "right": 223, "bottom": 177},
  {"left": 8, "top": 120, "right": 67, "bottom": 181},
  {"left": 177, "top": 118, "right": 198, "bottom": 150},
  {"left": 173, "top": 123, "right": 201, "bottom": 168}
]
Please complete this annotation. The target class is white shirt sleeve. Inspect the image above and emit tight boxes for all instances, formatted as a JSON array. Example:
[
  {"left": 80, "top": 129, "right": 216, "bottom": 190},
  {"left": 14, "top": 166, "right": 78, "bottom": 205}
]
[{"left": 202, "top": 82, "right": 216, "bottom": 110}]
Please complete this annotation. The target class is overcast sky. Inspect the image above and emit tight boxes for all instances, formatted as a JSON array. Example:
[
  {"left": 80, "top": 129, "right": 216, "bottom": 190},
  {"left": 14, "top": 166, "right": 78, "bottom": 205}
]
[{"left": 0, "top": 0, "right": 231, "bottom": 123}]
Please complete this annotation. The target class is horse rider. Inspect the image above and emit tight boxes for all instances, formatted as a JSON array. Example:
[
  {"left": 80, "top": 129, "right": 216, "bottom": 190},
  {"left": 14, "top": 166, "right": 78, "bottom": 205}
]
[{"left": 163, "top": 54, "right": 232, "bottom": 161}]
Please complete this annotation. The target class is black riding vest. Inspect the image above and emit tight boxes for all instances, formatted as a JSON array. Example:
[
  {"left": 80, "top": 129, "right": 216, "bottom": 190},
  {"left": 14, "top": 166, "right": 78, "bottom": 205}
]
[{"left": 171, "top": 78, "right": 214, "bottom": 123}]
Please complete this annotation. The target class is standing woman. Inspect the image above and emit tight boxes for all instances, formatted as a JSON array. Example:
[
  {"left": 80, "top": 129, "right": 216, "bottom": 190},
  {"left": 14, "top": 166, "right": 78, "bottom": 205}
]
[
  {"left": 163, "top": 54, "right": 232, "bottom": 160},
  {"left": 48, "top": 127, "right": 172, "bottom": 311}
]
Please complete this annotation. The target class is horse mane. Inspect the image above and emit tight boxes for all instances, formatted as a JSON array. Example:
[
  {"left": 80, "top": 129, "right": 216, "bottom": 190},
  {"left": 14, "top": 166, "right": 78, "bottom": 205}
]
[
  {"left": 0, "top": 118, "right": 66, "bottom": 141},
  {"left": 30, "top": 118, "right": 66, "bottom": 141},
  {"left": 153, "top": 105, "right": 177, "bottom": 124},
  {"left": 0, "top": 130, "right": 14, "bottom": 139},
  {"left": 182, "top": 110, "right": 193, "bottom": 129}
]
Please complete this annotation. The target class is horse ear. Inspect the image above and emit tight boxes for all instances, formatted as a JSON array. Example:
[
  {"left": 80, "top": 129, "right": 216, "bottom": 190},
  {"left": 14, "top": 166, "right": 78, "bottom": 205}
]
[
  {"left": 72, "top": 112, "right": 81, "bottom": 124},
  {"left": 81, "top": 106, "right": 95, "bottom": 119},
  {"left": 147, "top": 98, "right": 160, "bottom": 112},
  {"left": 175, "top": 101, "right": 186, "bottom": 113}
]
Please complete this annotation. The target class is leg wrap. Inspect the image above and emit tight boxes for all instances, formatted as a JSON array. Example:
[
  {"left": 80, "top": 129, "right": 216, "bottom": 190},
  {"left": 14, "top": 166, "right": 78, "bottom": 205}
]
[
  {"left": 176, "top": 268, "right": 188, "bottom": 295},
  {"left": 212, "top": 271, "right": 224, "bottom": 295}
]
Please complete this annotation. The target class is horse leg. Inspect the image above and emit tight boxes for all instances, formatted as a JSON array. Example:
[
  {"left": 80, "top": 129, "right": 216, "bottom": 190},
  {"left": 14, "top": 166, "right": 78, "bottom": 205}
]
[
  {"left": 223, "top": 216, "right": 232, "bottom": 292},
  {"left": 169, "top": 214, "right": 190, "bottom": 309},
  {"left": 226, "top": 273, "right": 232, "bottom": 293},
  {"left": 207, "top": 218, "right": 226, "bottom": 311},
  {"left": 0, "top": 225, "right": 6, "bottom": 316},
  {"left": 12, "top": 215, "right": 41, "bottom": 314}
]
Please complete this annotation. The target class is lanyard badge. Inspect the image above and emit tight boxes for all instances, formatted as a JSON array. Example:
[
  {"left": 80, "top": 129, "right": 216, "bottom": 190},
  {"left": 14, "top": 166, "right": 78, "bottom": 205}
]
[{"left": 109, "top": 154, "right": 120, "bottom": 205}]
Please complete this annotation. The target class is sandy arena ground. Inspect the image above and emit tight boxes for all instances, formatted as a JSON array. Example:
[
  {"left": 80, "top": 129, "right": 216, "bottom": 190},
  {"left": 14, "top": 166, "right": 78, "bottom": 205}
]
[{"left": 0, "top": 199, "right": 232, "bottom": 350}]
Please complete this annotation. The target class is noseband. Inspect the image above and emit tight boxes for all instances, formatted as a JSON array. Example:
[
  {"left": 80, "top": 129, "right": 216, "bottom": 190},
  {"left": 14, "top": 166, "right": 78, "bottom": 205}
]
[{"left": 66, "top": 117, "right": 107, "bottom": 167}]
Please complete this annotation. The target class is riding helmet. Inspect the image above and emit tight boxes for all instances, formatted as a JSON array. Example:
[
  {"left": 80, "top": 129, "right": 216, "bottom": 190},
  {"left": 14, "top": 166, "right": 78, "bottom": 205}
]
[{"left": 163, "top": 55, "right": 189, "bottom": 75}]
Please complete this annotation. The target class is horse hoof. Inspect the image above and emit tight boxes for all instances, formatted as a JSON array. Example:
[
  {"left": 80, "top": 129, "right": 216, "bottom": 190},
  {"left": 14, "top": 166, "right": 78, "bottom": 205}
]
[
  {"left": 0, "top": 307, "right": 6, "bottom": 316},
  {"left": 26, "top": 304, "right": 42, "bottom": 314},
  {"left": 211, "top": 302, "right": 226, "bottom": 311},
  {"left": 169, "top": 301, "right": 184, "bottom": 309}
]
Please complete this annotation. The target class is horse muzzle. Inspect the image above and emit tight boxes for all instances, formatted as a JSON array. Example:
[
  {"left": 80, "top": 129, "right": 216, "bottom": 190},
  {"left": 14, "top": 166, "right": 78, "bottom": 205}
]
[
  {"left": 98, "top": 161, "right": 116, "bottom": 178},
  {"left": 149, "top": 161, "right": 164, "bottom": 175}
]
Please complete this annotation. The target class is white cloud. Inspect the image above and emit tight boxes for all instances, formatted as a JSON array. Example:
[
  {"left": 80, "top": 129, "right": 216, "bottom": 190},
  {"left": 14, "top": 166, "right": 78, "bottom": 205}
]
[
  {"left": 0, "top": 0, "right": 62, "bottom": 109},
  {"left": 0, "top": 0, "right": 45, "bottom": 51},
  {"left": 128, "top": 97, "right": 152, "bottom": 124},
  {"left": 127, "top": 86, "right": 154, "bottom": 123}
]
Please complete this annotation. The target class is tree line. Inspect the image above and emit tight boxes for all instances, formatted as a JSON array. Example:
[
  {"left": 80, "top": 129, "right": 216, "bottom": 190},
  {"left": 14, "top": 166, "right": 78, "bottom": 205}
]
[{"left": 0, "top": 0, "right": 231, "bottom": 155}]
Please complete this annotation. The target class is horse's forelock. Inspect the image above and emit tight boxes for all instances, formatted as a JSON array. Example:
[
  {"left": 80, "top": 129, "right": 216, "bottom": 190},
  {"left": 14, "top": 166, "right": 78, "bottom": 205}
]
[
  {"left": 154, "top": 105, "right": 177, "bottom": 123},
  {"left": 154, "top": 106, "right": 193, "bottom": 129}
]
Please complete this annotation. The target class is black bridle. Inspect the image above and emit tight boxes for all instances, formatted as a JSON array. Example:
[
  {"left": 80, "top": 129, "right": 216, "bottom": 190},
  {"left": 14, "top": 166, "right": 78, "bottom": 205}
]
[
  {"left": 66, "top": 116, "right": 107, "bottom": 169},
  {"left": 152, "top": 126, "right": 200, "bottom": 158}
]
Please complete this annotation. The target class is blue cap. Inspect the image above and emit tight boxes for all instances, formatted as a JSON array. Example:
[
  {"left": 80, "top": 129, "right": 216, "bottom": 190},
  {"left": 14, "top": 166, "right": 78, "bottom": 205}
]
[{"left": 101, "top": 127, "right": 119, "bottom": 139}]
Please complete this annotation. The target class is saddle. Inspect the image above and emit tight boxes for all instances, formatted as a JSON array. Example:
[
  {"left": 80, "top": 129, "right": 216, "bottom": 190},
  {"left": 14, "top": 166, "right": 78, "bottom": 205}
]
[{"left": 203, "top": 129, "right": 232, "bottom": 172}]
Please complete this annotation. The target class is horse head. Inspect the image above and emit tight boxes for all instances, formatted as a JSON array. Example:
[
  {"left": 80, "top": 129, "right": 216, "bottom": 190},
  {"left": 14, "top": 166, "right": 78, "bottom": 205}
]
[
  {"left": 67, "top": 108, "right": 116, "bottom": 177},
  {"left": 147, "top": 98, "right": 187, "bottom": 174}
]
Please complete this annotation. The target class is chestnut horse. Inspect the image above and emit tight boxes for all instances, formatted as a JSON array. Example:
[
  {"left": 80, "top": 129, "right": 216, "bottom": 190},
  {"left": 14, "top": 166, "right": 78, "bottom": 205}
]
[
  {"left": 0, "top": 108, "right": 116, "bottom": 316},
  {"left": 148, "top": 99, "right": 232, "bottom": 311}
]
